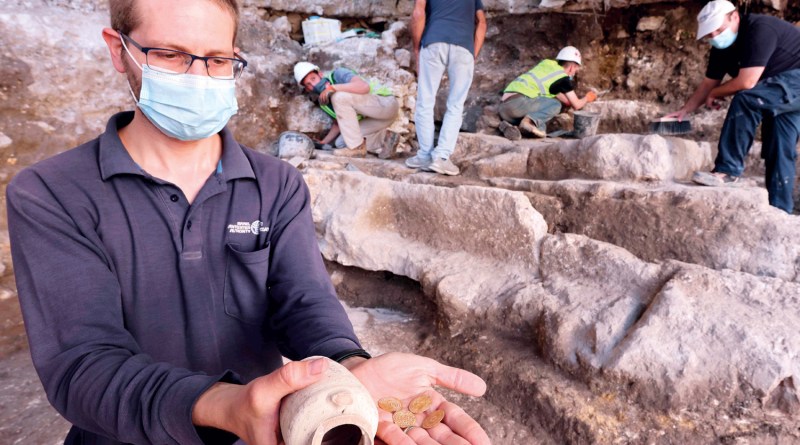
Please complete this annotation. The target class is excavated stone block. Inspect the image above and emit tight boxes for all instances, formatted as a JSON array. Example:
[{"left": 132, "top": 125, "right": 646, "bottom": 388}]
[
  {"left": 471, "top": 134, "right": 712, "bottom": 182},
  {"left": 282, "top": 96, "right": 332, "bottom": 134},
  {"left": 606, "top": 267, "right": 800, "bottom": 413},
  {"left": 537, "top": 233, "right": 673, "bottom": 373},
  {"left": 473, "top": 149, "right": 530, "bottom": 179},
  {"left": 304, "top": 169, "right": 548, "bottom": 333},
  {"left": 306, "top": 169, "right": 547, "bottom": 271},
  {"left": 563, "top": 134, "right": 711, "bottom": 182},
  {"left": 489, "top": 177, "right": 800, "bottom": 282}
]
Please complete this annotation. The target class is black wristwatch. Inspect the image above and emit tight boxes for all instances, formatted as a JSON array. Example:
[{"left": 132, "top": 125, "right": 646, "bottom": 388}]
[{"left": 329, "top": 348, "right": 372, "bottom": 363}]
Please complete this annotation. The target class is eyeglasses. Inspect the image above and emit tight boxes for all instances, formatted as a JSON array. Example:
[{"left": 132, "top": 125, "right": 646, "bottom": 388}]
[{"left": 119, "top": 32, "right": 247, "bottom": 79}]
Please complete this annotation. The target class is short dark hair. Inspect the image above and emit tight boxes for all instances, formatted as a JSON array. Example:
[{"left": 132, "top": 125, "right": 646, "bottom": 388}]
[
  {"left": 109, "top": 0, "right": 240, "bottom": 43},
  {"left": 558, "top": 60, "right": 579, "bottom": 68}
]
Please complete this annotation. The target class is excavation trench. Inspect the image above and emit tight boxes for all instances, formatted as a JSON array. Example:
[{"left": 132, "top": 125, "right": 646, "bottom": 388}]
[{"left": 329, "top": 263, "right": 800, "bottom": 445}]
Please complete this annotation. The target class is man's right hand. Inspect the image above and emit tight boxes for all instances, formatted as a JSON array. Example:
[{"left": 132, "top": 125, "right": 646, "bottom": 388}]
[
  {"left": 663, "top": 109, "right": 689, "bottom": 121},
  {"left": 319, "top": 85, "right": 336, "bottom": 105},
  {"left": 192, "top": 358, "right": 328, "bottom": 445}
]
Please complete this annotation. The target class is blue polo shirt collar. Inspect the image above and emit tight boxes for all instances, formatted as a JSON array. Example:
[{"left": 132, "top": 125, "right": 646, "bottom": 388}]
[{"left": 99, "top": 111, "right": 255, "bottom": 182}]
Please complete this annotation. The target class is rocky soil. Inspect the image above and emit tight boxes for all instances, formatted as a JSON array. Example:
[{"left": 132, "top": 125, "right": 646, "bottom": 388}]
[{"left": 2, "top": 0, "right": 800, "bottom": 444}]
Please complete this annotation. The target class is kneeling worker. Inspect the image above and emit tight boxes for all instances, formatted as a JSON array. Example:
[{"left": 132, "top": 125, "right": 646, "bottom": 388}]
[
  {"left": 498, "top": 46, "right": 597, "bottom": 139},
  {"left": 294, "top": 62, "right": 400, "bottom": 157}
]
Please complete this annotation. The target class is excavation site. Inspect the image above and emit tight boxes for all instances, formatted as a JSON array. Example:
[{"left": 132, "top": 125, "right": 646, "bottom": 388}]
[{"left": 1, "top": 0, "right": 799, "bottom": 444}]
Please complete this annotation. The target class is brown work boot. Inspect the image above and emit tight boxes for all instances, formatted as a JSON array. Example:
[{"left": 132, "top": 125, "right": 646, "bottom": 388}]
[
  {"left": 519, "top": 116, "right": 546, "bottom": 138},
  {"left": 498, "top": 121, "right": 521, "bottom": 141},
  {"left": 332, "top": 139, "right": 367, "bottom": 157}
]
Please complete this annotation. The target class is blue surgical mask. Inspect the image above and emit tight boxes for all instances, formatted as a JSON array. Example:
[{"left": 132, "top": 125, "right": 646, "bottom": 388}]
[
  {"left": 312, "top": 78, "right": 330, "bottom": 95},
  {"left": 121, "top": 37, "right": 238, "bottom": 141},
  {"left": 710, "top": 28, "right": 738, "bottom": 49}
]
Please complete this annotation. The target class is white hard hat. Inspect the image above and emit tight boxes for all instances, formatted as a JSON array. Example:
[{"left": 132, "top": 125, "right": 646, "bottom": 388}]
[
  {"left": 696, "top": 0, "right": 737, "bottom": 40},
  {"left": 293, "top": 62, "right": 319, "bottom": 85},
  {"left": 556, "top": 46, "right": 582, "bottom": 66}
]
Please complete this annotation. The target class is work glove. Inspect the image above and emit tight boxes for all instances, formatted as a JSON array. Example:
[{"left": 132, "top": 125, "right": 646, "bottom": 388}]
[{"left": 585, "top": 91, "right": 598, "bottom": 103}]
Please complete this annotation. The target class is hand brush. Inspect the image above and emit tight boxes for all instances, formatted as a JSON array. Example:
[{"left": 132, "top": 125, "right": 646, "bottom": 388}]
[{"left": 649, "top": 117, "right": 691, "bottom": 136}]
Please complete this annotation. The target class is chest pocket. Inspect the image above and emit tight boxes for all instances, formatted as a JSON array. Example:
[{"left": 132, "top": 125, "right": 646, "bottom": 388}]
[{"left": 224, "top": 243, "right": 270, "bottom": 325}]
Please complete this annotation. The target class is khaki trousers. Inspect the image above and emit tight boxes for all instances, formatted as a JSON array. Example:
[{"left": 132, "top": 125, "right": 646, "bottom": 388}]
[{"left": 331, "top": 92, "right": 399, "bottom": 149}]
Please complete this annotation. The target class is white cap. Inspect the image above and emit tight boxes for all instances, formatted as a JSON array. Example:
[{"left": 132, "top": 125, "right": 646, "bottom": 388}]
[
  {"left": 556, "top": 46, "right": 582, "bottom": 65},
  {"left": 696, "top": 0, "right": 737, "bottom": 40},
  {"left": 293, "top": 62, "right": 319, "bottom": 85}
]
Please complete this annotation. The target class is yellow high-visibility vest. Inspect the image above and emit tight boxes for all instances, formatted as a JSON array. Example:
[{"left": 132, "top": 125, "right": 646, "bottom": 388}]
[{"left": 503, "top": 59, "right": 568, "bottom": 99}]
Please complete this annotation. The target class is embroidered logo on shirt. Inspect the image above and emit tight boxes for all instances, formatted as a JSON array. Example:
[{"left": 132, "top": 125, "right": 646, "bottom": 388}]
[{"left": 227, "top": 220, "right": 270, "bottom": 235}]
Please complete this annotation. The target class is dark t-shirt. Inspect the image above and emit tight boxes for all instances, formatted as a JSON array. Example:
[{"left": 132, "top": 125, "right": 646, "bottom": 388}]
[
  {"left": 421, "top": 0, "right": 484, "bottom": 56},
  {"left": 706, "top": 14, "right": 800, "bottom": 81},
  {"left": 549, "top": 76, "right": 575, "bottom": 95}
]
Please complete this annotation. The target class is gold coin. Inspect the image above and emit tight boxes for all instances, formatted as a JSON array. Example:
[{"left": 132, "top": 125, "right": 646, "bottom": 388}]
[
  {"left": 422, "top": 409, "right": 445, "bottom": 429},
  {"left": 408, "top": 393, "right": 432, "bottom": 414},
  {"left": 377, "top": 397, "right": 402, "bottom": 413},
  {"left": 392, "top": 409, "right": 416, "bottom": 429}
]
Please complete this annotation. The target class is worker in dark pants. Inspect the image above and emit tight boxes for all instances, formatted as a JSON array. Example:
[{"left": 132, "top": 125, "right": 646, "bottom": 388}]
[
  {"left": 715, "top": 72, "right": 800, "bottom": 212},
  {"left": 666, "top": 0, "right": 800, "bottom": 213}
]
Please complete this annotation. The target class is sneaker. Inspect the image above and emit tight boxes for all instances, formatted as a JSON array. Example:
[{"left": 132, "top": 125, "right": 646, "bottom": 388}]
[
  {"left": 405, "top": 154, "right": 432, "bottom": 169},
  {"left": 519, "top": 116, "right": 546, "bottom": 138},
  {"left": 429, "top": 157, "right": 460, "bottom": 176},
  {"left": 498, "top": 121, "right": 522, "bottom": 141},
  {"left": 692, "top": 171, "right": 740, "bottom": 187},
  {"left": 332, "top": 139, "right": 367, "bottom": 157}
]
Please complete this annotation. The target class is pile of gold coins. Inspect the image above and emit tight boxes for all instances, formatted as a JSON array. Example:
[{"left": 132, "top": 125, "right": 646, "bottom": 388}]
[{"left": 377, "top": 393, "right": 445, "bottom": 430}]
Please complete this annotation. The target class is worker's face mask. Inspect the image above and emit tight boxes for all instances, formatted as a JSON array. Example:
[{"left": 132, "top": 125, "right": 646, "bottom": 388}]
[
  {"left": 709, "top": 28, "right": 738, "bottom": 49},
  {"left": 312, "top": 78, "right": 330, "bottom": 95},
  {"left": 120, "top": 35, "right": 238, "bottom": 141}
]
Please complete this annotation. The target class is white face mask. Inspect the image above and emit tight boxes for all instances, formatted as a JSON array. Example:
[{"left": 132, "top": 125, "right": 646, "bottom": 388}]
[
  {"left": 710, "top": 27, "right": 738, "bottom": 49},
  {"left": 120, "top": 35, "right": 238, "bottom": 141}
]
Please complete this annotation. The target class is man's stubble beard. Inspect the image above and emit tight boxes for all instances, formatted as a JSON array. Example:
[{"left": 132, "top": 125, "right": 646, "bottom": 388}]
[{"left": 122, "top": 56, "right": 142, "bottom": 103}]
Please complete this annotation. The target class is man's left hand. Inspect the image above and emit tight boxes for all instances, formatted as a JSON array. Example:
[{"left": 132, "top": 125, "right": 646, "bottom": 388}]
[
  {"left": 704, "top": 91, "right": 722, "bottom": 110},
  {"left": 349, "top": 352, "right": 491, "bottom": 445}
]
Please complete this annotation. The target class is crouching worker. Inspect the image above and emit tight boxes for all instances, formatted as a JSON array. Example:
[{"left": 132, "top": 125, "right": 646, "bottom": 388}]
[
  {"left": 498, "top": 46, "right": 597, "bottom": 139},
  {"left": 294, "top": 62, "right": 401, "bottom": 157},
  {"left": 666, "top": 0, "right": 800, "bottom": 213}
]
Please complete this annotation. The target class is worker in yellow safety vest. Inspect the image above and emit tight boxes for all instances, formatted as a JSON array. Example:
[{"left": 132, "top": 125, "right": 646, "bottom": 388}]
[
  {"left": 498, "top": 46, "right": 597, "bottom": 140},
  {"left": 293, "top": 62, "right": 400, "bottom": 158}
]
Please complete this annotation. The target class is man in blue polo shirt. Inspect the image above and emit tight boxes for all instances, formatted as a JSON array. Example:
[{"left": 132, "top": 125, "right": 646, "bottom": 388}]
[
  {"left": 406, "top": 0, "right": 487, "bottom": 176},
  {"left": 666, "top": 0, "right": 800, "bottom": 213},
  {"left": 5, "top": 1, "right": 491, "bottom": 444}
]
